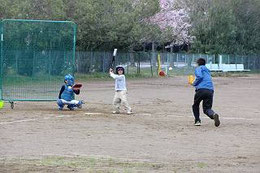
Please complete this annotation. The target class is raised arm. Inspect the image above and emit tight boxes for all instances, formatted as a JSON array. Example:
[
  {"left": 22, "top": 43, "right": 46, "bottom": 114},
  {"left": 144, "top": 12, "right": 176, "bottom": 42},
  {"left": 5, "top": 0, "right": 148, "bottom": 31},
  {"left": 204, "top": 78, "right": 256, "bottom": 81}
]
[{"left": 109, "top": 68, "right": 124, "bottom": 79}]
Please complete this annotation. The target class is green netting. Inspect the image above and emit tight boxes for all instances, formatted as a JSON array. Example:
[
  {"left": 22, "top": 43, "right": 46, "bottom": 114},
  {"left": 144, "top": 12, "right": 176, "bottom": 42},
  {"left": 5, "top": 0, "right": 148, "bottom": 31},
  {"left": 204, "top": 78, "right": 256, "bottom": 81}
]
[{"left": 0, "top": 19, "right": 76, "bottom": 101}]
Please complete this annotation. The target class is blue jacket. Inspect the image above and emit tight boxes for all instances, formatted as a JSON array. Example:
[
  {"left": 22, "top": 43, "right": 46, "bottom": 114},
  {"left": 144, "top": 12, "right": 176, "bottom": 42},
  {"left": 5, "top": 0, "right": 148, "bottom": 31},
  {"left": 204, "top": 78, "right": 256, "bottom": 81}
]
[{"left": 192, "top": 65, "right": 214, "bottom": 91}]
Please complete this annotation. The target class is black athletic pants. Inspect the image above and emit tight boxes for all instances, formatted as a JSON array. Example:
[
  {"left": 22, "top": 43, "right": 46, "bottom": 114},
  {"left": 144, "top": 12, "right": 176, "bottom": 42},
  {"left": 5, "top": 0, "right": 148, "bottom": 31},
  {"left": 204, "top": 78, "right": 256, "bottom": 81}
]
[{"left": 192, "top": 89, "right": 215, "bottom": 122}]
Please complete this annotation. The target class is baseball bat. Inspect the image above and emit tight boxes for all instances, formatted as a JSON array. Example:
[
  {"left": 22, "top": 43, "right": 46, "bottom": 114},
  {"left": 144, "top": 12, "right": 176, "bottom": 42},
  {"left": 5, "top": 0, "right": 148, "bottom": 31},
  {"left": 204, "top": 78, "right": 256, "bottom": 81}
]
[{"left": 109, "top": 48, "right": 117, "bottom": 70}]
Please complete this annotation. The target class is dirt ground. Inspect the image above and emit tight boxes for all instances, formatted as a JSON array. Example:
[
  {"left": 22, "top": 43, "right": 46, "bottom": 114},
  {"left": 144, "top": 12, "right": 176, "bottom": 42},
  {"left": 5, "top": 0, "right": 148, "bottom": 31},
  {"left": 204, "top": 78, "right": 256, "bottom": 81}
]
[{"left": 0, "top": 75, "right": 260, "bottom": 172}]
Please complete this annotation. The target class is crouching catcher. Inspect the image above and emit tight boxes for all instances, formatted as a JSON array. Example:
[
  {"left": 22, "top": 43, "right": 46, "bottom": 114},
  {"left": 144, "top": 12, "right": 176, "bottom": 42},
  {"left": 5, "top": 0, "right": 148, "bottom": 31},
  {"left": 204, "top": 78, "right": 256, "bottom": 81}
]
[{"left": 57, "top": 74, "right": 84, "bottom": 110}]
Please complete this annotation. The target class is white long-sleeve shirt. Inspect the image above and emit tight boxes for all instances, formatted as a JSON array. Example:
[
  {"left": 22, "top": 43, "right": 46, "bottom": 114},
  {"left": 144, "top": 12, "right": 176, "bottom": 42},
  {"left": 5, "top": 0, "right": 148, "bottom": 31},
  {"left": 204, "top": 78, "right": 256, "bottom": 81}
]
[{"left": 110, "top": 72, "right": 127, "bottom": 91}]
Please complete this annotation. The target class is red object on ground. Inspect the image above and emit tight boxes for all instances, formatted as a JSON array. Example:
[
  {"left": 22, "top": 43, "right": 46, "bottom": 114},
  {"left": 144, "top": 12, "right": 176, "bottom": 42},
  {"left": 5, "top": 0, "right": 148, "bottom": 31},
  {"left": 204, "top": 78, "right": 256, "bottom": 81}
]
[{"left": 159, "top": 70, "right": 166, "bottom": 77}]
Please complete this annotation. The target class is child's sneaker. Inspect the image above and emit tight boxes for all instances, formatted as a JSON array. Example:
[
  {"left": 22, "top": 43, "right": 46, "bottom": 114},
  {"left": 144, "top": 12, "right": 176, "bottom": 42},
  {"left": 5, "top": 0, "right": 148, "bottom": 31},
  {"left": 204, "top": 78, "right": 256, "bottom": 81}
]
[
  {"left": 194, "top": 121, "right": 201, "bottom": 126},
  {"left": 213, "top": 113, "right": 220, "bottom": 127},
  {"left": 77, "top": 100, "right": 84, "bottom": 109},
  {"left": 57, "top": 99, "right": 64, "bottom": 110},
  {"left": 67, "top": 105, "right": 75, "bottom": 110},
  {"left": 112, "top": 110, "right": 120, "bottom": 114},
  {"left": 127, "top": 110, "right": 133, "bottom": 115}
]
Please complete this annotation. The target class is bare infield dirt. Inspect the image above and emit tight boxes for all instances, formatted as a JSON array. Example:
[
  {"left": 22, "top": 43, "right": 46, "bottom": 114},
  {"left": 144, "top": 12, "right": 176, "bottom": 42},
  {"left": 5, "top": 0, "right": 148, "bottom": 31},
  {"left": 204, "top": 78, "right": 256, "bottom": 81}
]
[{"left": 0, "top": 75, "right": 260, "bottom": 172}]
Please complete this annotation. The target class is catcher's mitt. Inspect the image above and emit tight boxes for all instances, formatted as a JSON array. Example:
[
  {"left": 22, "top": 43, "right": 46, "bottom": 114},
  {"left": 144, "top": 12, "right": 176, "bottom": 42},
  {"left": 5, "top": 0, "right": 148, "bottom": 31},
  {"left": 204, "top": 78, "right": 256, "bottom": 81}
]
[{"left": 72, "top": 83, "right": 82, "bottom": 90}]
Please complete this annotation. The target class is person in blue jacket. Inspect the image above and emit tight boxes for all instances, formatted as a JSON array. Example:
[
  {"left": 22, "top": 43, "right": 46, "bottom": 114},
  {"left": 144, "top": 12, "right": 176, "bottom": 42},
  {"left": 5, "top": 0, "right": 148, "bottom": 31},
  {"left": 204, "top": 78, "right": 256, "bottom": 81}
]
[
  {"left": 57, "top": 74, "right": 84, "bottom": 110},
  {"left": 191, "top": 58, "right": 220, "bottom": 127}
]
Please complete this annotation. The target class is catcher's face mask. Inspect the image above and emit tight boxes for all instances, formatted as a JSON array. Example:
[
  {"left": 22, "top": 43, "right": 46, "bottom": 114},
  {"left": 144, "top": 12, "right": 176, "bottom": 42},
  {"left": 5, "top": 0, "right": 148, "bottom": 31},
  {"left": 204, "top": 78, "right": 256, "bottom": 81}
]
[{"left": 64, "top": 74, "right": 74, "bottom": 86}]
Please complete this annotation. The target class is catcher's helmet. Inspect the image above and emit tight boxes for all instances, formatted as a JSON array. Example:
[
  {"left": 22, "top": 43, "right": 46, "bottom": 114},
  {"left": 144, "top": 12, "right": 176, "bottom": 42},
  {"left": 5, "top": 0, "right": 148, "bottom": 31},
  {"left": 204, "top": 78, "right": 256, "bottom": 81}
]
[
  {"left": 64, "top": 74, "right": 74, "bottom": 86},
  {"left": 115, "top": 66, "right": 125, "bottom": 74}
]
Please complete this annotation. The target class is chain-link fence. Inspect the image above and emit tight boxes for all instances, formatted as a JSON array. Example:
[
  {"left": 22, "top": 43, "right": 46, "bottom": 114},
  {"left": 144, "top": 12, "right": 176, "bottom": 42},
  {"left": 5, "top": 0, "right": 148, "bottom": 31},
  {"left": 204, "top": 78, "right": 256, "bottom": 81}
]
[
  {"left": 0, "top": 19, "right": 76, "bottom": 102},
  {"left": 76, "top": 51, "right": 260, "bottom": 76},
  {"left": 220, "top": 54, "right": 260, "bottom": 70}
]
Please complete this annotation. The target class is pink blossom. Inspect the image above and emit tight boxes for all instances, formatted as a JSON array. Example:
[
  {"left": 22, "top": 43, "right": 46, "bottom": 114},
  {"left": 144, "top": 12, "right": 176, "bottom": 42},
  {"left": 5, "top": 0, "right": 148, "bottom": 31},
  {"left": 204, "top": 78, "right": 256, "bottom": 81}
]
[{"left": 150, "top": 0, "right": 192, "bottom": 44}]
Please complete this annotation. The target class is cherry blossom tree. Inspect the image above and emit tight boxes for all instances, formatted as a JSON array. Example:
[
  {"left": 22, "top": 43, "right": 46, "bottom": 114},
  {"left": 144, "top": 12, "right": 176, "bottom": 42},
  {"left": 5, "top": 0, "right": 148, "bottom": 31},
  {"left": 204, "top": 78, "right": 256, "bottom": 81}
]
[{"left": 150, "top": 0, "right": 192, "bottom": 46}]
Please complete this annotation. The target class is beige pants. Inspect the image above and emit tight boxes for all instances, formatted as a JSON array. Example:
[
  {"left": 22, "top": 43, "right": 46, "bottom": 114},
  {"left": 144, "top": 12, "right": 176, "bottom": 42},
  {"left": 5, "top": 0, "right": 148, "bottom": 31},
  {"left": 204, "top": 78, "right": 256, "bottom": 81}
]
[{"left": 113, "top": 90, "right": 131, "bottom": 112}]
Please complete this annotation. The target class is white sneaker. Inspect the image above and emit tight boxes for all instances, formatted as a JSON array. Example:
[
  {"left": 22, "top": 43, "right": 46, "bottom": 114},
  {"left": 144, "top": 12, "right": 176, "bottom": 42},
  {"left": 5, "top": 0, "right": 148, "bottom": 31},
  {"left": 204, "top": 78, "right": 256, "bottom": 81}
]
[
  {"left": 112, "top": 111, "right": 120, "bottom": 114},
  {"left": 127, "top": 110, "right": 133, "bottom": 115},
  {"left": 194, "top": 121, "right": 201, "bottom": 126}
]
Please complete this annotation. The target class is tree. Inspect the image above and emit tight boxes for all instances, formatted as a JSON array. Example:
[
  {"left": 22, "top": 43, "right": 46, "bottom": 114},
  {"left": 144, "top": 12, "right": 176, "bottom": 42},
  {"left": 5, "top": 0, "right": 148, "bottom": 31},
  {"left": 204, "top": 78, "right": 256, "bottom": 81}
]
[
  {"left": 175, "top": 0, "right": 260, "bottom": 54},
  {"left": 0, "top": 0, "right": 66, "bottom": 20},
  {"left": 1, "top": 0, "right": 162, "bottom": 51},
  {"left": 150, "top": 0, "right": 192, "bottom": 46},
  {"left": 232, "top": 0, "right": 260, "bottom": 54},
  {"left": 74, "top": 0, "right": 161, "bottom": 51}
]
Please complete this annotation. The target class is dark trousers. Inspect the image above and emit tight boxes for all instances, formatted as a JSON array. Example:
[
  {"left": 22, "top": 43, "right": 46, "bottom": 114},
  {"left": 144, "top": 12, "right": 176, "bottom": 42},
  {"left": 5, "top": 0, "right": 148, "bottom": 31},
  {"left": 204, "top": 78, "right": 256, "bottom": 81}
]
[{"left": 192, "top": 89, "right": 215, "bottom": 122}]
